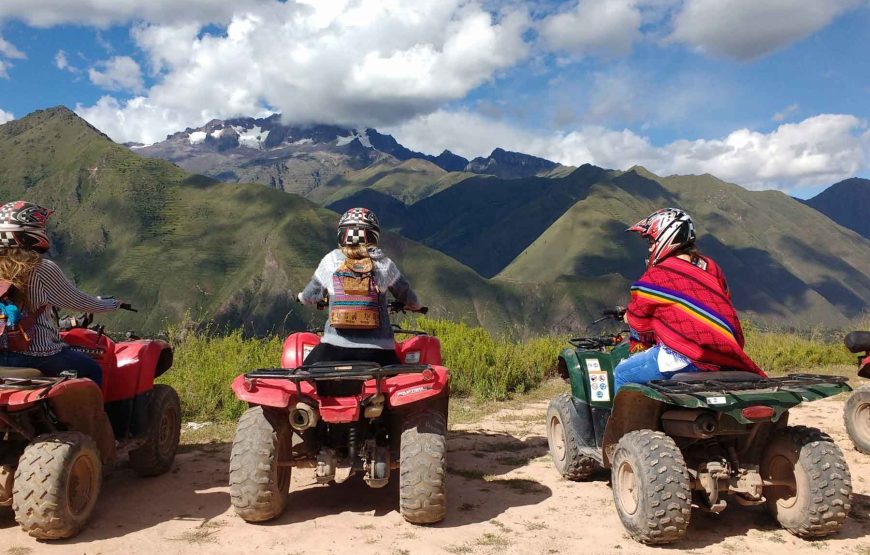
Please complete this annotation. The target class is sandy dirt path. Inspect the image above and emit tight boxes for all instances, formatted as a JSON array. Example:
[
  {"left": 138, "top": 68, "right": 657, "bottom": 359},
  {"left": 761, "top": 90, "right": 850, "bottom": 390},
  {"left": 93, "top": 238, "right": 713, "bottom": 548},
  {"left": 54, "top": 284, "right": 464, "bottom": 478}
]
[{"left": 2, "top": 393, "right": 868, "bottom": 555}]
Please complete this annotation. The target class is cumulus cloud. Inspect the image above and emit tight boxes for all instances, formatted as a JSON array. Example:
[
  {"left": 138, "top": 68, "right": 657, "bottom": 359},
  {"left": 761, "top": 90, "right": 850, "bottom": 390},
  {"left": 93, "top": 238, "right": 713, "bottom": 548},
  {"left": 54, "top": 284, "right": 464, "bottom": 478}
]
[
  {"left": 0, "top": 108, "right": 14, "bottom": 124},
  {"left": 0, "top": 0, "right": 272, "bottom": 27},
  {"left": 0, "top": 33, "right": 26, "bottom": 78},
  {"left": 88, "top": 56, "right": 144, "bottom": 92},
  {"left": 390, "top": 110, "right": 869, "bottom": 190},
  {"left": 539, "top": 0, "right": 642, "bottom": 57},
  {"left": 667, "top": 0, "right": 862, "bottom": 60},
  {"left": 76, "top": 1, "right": 531, "bottom": 144}
]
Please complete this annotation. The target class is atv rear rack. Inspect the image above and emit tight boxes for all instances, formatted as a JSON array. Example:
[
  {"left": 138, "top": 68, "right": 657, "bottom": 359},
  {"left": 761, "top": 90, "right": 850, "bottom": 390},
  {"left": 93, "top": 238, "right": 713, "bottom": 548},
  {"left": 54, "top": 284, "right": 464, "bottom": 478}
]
[
  {"left": 647, "top": 373, "right": 847, "bottom": 394},
  {"left": 245, "top": 362, "right": 433, "bottom": 397}
]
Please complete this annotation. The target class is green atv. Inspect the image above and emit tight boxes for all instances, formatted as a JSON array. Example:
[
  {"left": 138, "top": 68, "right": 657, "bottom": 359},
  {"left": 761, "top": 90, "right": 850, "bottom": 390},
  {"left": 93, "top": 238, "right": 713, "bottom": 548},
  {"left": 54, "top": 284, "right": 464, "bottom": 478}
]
[{"left": 546, "top": 308, "right": 853, "bottom": 545}]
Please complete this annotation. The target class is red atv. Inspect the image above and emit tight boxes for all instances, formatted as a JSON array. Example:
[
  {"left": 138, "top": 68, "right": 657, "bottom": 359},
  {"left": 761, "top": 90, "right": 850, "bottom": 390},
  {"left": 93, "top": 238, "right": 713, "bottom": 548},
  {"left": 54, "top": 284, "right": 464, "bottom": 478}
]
[
  {"left": 844, "top": 331, "right": 870, "bottom": 453},
  {"left": 229, "top": 302, "right": 449, "bottom": 525},
  {"left": 0, "top": 307, "right": 180, "bottom": 539}
]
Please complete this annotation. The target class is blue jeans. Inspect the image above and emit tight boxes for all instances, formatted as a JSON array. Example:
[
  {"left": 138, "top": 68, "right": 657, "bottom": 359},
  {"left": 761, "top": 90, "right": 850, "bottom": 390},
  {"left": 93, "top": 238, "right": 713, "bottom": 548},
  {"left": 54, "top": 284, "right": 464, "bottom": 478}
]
[
  {"left": 1, "top": 348, "right": 103, "bottom": 386},
  {"left": 613, "top": 346, "right": 697, "bottom": 393}
]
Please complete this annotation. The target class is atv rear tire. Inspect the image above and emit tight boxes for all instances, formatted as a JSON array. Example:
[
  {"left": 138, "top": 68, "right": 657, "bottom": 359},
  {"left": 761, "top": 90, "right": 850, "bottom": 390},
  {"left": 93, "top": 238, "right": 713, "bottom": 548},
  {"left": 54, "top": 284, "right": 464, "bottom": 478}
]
[
  {"left": 12, "top": 431, "right": 102, "bottom": 540},
  {"left": 761, "top": 425, "right": 851, "bottom": 538},
  {"left": 546, "top": 394, "right": 598, "bottom": 480},
  {"left": 129, "top": 385, "right": 182, "bottom": 477},
  {"left": 611, "top": 430, "right": 692, "bottom": 545},
  {"left": 399, "top": 407, "right": 447, "bottom": 525},
  {"left": 844, "top": 385, "right": 870, "bottom": 454},
  {"left": 229, "top": 406, "right": 292, "bottom": 522}
]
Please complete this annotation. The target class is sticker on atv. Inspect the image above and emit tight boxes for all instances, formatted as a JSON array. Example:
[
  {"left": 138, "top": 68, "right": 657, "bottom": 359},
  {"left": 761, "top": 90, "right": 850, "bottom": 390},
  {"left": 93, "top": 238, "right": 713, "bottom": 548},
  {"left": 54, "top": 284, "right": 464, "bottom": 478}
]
[
  {"left": 706, "top": 396, "right": 727, "bottom": 405},
  {"left": 586, "top": 359, "right": 602, "bottom": 371},
  {"left": 588, "top": 370, "right": 610, "bottom": 402}
]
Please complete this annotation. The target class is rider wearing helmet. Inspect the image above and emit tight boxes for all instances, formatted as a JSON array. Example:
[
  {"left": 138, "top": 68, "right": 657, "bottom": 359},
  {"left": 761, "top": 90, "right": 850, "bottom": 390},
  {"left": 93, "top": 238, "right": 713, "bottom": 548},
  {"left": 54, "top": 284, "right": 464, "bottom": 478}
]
[
  {"left": 297, "top": 207, "right": 422, "bottom": 367},
  {"left": 613, "top": 208, "right": 764, "bottom": 392},
  {"left": 0, "top": 201, "right": 121, "bottom": 385}
]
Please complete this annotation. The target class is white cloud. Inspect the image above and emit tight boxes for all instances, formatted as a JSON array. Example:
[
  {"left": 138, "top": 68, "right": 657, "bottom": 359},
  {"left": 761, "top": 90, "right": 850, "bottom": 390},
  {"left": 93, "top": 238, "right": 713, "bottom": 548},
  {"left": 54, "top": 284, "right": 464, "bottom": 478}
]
[
  {"left": 0, "top": 0, "right": 272, "bottom": 27},
  {"left": 54, "top": 50, "right": 69, "bottom": 70},
  {"left": 53, "top": 49, "right": 81, "bottom": 74},
  {"left": 0, "top": 108, "right": 14, "bottom": 124},
  {"left": 539, "top": 0, "right": 642, "bottom": 57},
  {"left": 75, "top": 1, "right": 531, "bottom": 144},
  {"left": 772, "top": 103, "right": 799, "bottom": 122},
  {"left": 390, "top": 110, "right": 869, "bottom": 190},
  {"left": 0, "top": 33, "right": 26, "bottom": 78},
  {"left": 667, "top": 0, "right": 862, "bottom": 60},
  {"left": 88, "top": 56, "right": 144, "bottom": 92}
]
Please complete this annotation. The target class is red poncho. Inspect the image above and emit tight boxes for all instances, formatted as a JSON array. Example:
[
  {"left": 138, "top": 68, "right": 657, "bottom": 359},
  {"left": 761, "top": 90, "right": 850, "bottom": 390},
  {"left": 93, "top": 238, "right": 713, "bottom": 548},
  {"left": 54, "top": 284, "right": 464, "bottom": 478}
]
[{"left": 627, "top": 255, "right": 765, "bottom": 376}]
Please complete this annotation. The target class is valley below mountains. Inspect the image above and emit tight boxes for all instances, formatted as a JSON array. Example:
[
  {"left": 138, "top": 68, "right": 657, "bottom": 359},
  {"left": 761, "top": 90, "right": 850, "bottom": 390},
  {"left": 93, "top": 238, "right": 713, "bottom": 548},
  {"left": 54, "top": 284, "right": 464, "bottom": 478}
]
[{"left": 0, "top": 106, "right": 867, "bottom": 335}]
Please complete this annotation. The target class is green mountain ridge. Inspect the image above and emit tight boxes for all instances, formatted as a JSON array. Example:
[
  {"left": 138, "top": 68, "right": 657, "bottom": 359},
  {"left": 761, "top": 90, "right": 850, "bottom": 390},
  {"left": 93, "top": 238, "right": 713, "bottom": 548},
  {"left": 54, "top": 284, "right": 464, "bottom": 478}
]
[
  {"left": 0, "top": 107, "right": 589, "bottom": 335},
  {"left": 803, "top": 177, "right": 870, "bottom": 240},
  {"left": 332, "top": 163, "right": 870, "bottom": 327}
]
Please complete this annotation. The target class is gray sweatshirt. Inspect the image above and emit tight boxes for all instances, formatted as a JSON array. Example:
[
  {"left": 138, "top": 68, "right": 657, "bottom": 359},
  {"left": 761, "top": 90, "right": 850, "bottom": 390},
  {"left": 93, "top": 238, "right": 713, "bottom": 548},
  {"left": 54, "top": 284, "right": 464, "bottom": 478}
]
[{"left": 299, "top": 248, "right": 420, "bottom": 350}]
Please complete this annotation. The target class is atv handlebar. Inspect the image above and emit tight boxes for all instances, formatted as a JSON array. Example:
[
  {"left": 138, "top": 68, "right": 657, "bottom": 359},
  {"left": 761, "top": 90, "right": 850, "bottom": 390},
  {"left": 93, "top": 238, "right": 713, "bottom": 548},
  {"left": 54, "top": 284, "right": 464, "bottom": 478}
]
[{"left": 389, "top": 301, "right": 428, "bottom": 315}]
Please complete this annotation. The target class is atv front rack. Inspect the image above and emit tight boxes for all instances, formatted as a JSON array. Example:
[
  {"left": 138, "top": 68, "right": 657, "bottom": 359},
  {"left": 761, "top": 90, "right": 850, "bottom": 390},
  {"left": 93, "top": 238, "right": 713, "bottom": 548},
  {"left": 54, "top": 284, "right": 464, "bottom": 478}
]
[{"left": 245, "top": 362, "right": 432, "bottom": 397}]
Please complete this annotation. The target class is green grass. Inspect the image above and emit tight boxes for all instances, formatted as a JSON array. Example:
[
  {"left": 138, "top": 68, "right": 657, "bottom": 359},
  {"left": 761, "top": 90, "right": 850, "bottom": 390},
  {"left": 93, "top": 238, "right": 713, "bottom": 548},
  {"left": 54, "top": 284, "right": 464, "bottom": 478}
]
[
  {"left": 744, "top": 325, "right": 856, "bottom": 375},
  {"left": 160, "top": 315, "right": 860, "bottom": 423}
]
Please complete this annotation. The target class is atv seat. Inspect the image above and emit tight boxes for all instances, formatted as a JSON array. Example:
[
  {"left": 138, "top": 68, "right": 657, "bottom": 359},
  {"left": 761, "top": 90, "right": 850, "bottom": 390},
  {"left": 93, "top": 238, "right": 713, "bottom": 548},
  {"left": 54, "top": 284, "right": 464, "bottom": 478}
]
[
  {"left": 0, "top": 366, "right": 43, "bottom": 379},
  {"left": 670, "top": 370, "right": 763, "bottom": 382},
  {"left": 845, "top": 331, "right": 870, "bottom": 354}
]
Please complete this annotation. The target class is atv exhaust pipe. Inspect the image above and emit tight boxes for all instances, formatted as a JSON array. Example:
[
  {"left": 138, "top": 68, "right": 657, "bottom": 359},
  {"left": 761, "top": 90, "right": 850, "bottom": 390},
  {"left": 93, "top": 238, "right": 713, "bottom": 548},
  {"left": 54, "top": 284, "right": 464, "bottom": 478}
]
[
  {"left": 661, "top": 410, "right": 718, "bottom": 438},
  {"left": 289, "top": 402, "right": 319, "bottom": 431}
]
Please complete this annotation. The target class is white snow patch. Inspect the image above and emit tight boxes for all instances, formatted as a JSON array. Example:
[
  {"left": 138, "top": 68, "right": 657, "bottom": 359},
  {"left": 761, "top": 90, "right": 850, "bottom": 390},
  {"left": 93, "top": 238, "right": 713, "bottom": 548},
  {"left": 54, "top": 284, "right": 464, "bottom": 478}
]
[
  {"left": 234, "top": 125, "right": 265, "bottom": 149},
  {"left": 209, "top": 128, "right": 226, "bottom": 139},
  {"left": 129, "top": 143, "right": 154, "bottom": 150},
  {"left": 335, "top": 130, "right": 372, "bottom": 148},
  {"left": 188, "top": 131, "right": 207, "bottom": 145},
  {"left": 292, "top": 138, "right": 313, "bottom": 145}
]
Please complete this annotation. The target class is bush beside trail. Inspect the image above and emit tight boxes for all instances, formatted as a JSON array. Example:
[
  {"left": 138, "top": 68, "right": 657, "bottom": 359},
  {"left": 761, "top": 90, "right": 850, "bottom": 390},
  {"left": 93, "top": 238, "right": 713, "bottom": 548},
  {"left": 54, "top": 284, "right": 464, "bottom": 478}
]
[{"left": 159, "top": 318, "right": 857, "bottom": 422}]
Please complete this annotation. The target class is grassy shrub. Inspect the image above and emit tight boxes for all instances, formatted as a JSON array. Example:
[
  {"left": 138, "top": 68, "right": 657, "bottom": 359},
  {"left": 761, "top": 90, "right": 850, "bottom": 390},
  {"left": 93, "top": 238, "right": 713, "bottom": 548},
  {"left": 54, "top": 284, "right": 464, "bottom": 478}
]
[
  {"left": 743, "top": 327, "right": 855, "bottom": 375},
  {"left": 159, "top": 317, "right": 860, "bottom": 422},
  {"left": 411, "top": 317, "right": 566, "bottom": 400},
  {"left": 158, "top": 330, "right": 282, "bottom": 421}
]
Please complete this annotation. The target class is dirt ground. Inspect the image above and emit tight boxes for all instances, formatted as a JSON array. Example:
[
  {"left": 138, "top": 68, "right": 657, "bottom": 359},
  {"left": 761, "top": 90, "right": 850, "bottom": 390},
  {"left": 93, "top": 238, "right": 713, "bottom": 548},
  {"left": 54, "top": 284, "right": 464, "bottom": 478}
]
[{"left": 2, "top": 392, "right": 869, "bottom": 555}]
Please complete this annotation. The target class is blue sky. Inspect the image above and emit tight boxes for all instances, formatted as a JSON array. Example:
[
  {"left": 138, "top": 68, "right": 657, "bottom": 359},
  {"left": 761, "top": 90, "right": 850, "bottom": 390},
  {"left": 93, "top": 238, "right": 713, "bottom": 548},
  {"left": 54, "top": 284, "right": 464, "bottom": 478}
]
[{"left": 0, "top": 0, "right": 868, "bottom": 196}]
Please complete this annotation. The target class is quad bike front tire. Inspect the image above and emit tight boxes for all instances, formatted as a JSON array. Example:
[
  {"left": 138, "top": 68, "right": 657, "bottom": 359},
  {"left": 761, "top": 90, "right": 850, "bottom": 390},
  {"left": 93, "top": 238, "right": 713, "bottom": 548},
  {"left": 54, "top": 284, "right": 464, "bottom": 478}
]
[
  {"left": 761, "top": 425, "right": 851, "bottom": 538},
  {"left": 611, "top": 430, "right": 692, "bottom": 545},
  {"left": 399, "top": 407, "right": 447, "bottom": 525},
  {"left": 546, "top": 393, "right": 599, "bottom": 480},
  {"left": 12, "top": 431, "right": 102, "bottom": 540},
  {"left": 229, "top": 406, "right": 292, "bottom": 522},
  {"left": 844, "top": 385, "right": 870, "bottom": 454},
  {"left": 129, "top": 384, "right": 182, "bottom": 477}
]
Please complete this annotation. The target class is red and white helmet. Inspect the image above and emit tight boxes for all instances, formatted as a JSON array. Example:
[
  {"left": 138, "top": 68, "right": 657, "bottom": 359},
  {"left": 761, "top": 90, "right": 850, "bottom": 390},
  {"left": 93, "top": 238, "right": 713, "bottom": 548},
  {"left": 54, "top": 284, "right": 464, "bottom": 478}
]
[
  {"left": 0, "top": 201, "right": 53, "bottom": 253},
  {"left": 337, "top": 207, "right": 380, "bottom": 246},
  {"left": 627, "top": 208, "right": 695, "bottom": 266}
]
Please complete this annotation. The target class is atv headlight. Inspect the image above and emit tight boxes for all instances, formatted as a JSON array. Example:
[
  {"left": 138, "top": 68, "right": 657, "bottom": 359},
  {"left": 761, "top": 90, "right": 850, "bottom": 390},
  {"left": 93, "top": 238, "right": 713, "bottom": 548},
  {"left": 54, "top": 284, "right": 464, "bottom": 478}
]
[{"left": 404, "top": 351, "right": 421, "bottom": 364}]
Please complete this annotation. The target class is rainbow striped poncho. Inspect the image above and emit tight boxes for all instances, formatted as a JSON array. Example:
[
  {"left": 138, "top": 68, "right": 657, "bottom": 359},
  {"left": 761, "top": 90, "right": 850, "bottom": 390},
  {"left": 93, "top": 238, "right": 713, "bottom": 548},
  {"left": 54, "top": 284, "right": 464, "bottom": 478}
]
[{"left": 626, "top": 255, "right": 765, "bottom": 376}]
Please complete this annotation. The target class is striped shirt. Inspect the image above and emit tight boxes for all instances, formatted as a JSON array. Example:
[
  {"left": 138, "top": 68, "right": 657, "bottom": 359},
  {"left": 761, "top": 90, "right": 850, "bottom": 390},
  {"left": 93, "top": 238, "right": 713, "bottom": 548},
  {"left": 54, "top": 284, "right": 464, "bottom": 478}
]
[{"left": 13, "top": 258, "right": 119, "bottom": 356}]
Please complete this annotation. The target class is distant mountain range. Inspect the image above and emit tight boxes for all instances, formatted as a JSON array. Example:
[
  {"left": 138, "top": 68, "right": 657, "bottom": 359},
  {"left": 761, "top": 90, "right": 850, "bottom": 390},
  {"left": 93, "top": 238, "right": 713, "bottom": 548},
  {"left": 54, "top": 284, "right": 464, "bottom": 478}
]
[
  {"left": 131, "top": 115, "right": 568, "bottom": 201},
  {"left": 1, "top": 106, "right": 867, "bottom": 333}
]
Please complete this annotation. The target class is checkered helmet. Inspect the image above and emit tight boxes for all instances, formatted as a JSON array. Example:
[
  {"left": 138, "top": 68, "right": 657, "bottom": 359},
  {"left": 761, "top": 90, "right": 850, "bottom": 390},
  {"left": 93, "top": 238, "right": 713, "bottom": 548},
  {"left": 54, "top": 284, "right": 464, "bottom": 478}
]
[
  {"left": 0, "top": 201, "right": 53, "bottom": 253},
  {"left": 337, "top": 207, "right": 380, "bottom": 246},
  {"left": 627, "top": 208, "right": 695, "bottom": 266}
]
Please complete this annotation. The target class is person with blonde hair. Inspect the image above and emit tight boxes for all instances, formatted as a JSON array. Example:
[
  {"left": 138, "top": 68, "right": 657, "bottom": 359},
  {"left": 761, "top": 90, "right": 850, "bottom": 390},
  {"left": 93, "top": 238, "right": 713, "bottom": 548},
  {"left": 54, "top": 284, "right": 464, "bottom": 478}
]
[
  {"left": 297, "top": 207, "right": 422, "bottom": 367},
  {"left": 0, "top": 201, "right": 120, "bottom": 385}
]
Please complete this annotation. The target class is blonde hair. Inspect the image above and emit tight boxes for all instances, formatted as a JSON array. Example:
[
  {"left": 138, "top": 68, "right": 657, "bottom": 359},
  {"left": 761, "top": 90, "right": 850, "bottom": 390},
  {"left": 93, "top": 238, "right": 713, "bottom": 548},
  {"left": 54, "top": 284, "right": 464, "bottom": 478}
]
[
  {"left": 340, "top": 244, "right": 373, "bottom": 260},
  {"left": 0, "top": 249, "right": 40, "bottom": 309}
]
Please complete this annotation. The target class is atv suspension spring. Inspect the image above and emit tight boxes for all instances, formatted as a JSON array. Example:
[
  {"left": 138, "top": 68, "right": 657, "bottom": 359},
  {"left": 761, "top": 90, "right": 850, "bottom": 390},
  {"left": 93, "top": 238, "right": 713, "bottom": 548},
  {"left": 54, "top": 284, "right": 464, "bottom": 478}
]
[{"left": 348, "top": 423, "right": 361, "bottom": 470}]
